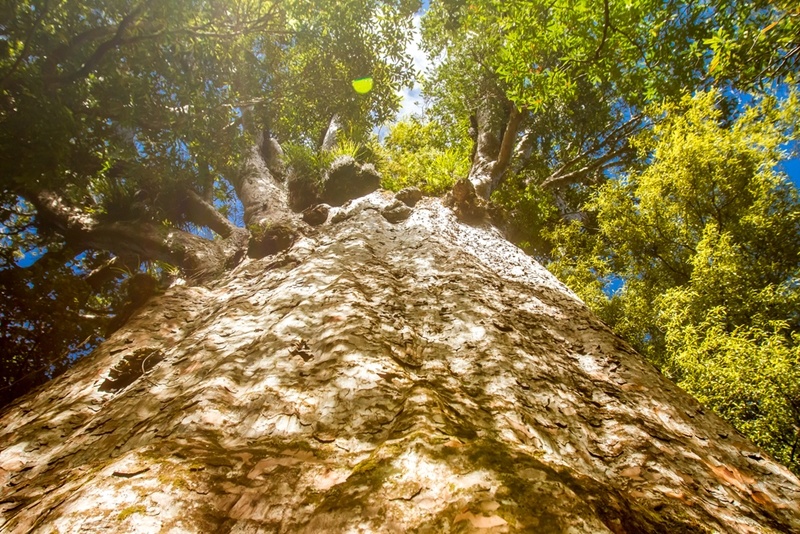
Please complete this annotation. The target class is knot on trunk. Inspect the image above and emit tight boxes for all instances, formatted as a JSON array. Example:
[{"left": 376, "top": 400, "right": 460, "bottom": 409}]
[
  {"left": 381, "top": 200, "right": 413, "bottom": 223},
  {"left": 395, "top": 187, "right": 423, "bottom": 207},
  {"left": 99, "top": 348, "right": 164, "bottom": 392},
  {"left": 302, "top": 204, "right": 330, "bottom": 226},
  {"left": 322, "top": 156, "right": 381, "bottom": 207},
  {"left": 445, "top": 179, "right": 488, "bottom": 223},
  {"left": 288, "top": 171, "right": 321, "bottom": 212},
  {"left": 247, "top": 222, "right": 297, "bottom": 259}
]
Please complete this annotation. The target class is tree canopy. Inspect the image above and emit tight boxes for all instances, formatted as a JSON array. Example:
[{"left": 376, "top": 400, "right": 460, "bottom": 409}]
[
  {"left": 547, "top": 90, "right": 800, "bottom": 471},
  {"left": 417, "top": 0, "right": 797, "bottom": 213}
]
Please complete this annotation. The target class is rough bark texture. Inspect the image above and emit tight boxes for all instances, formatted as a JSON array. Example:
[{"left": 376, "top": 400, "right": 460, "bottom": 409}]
[
  {"left": 230, "top": 141, "right": 293, "bottom": 228},
  {"left": 1, "top": 193, "right": 799, "bottom": 533}
]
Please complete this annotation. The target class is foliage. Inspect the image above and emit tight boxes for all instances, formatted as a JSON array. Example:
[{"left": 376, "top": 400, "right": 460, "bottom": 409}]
[
  {"left": 377, "top": 117, "right": 471, "bottom": 195},
  {"left": 547, "top": 90, "right": 800, "bottom": 471},
  {"left": 283, "top": 143, "right": 334, "bottom": 186},
  {"left": 419, "top": 0, "right": 799, "bottom": 256},
  {"left": 489, "top": 178, "right": 560, "bottom": 257},
  {"left": 284, "top": 137, "right": 382, "bottom": 186},
  {"left": 702, "top": 0, "right": 799, "bottom": 87},
  {"left": 423, "top": 0, "right": 797, "bottom": 117},
  {"left": 263, "top": 0, "right": 419, "bottom": 144}
]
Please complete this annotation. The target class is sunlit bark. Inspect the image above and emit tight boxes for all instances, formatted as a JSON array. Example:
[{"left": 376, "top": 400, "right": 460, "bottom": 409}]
[{"left": 1, "top": 193, "right": 798, "bottom": 533}]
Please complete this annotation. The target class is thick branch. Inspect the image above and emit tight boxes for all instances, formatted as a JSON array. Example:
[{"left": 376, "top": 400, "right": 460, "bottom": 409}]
[
  {"left": 30, "top": 190, "right": 226, "bottom": 278},
  {"left": 541, "top": 146, "right": 629, "bottom": 189},
  {"left": 229, "top": 131, "right": 293, "bottom": 228},
  {"left": 491, "top": 106, "right": 523, "bottom": 181},
  {"left": 469, "top": 98, "right": 523, "bottom": 199},
  {"left": 184, "top": 188, "right": 249, "bottom": 266},
  {"left": 185, "top": 189, "right": 240, "bottom": 239},
  {"left": 320, "top": 114, "right": 341, "bottom": 151},
  {"left": 42, "top": 26, "right": 116, "bottom": 81},
  {"left": 46, "top": 1, "right": 153, "bottom": 87}
]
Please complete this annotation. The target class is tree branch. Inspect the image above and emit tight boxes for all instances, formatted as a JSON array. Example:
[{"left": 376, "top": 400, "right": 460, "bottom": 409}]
[
  {"left": 541, "top": 114, "right": 642, "bottom": 189},
  {"left": 49, "top": 1, "right": 153, "bottom": 87},
  {"left": 0, "top": 0, "right": 51, "bottom": 91},
  {"left": 468, "top": 94, "right": 522, "bottom": 199},
  {"left": 84, "top": 255, "right": 139, "bottom": 291},
  {"left": 491, "top": 105, "right": 523, "bottom": 181},
  {"left": 609, "top": 21, "right": 652, "bottom": 70},
  {"left": 541, "top": 146, "right": 629, "bottom": 189},
  {"left": 41, "top": 26, "right": 116, "bottom": 81},
  {"left": 184, "top": 189, "right": 241, "bottom": 239},
  {"left": 29, "top": 190, "right": 227, "bottom": 278},
  {"left": 183, "top": 187, "right": 249, "bottom": 267},
  {"left": 592, "top": 0, "right": 611, "bottom": 62},
  {"left": 42, "top": 1, "right": 290, "bottom": 88},
  {"left": 229, "top": 132, "right": 294, "bottom": 228}
]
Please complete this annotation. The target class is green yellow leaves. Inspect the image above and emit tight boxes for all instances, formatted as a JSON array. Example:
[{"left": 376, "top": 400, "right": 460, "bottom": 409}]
[
  {"left": 547, "top": 89, "right": 800, "bottom": 471},
  {"left": 701, "top": 0, "right": 799, "bottom": 86},
  {"left": 377, "top": 118, "right": 471, "bottom": 195}
]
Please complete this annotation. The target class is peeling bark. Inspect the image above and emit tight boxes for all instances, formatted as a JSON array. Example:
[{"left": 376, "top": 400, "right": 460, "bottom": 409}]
[{"left": 1, "top": 192, "right": 798, "bottom": 533}]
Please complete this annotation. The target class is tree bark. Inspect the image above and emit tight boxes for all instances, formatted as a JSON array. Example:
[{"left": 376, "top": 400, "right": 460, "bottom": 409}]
[
  {"left": 0, "top": 193, "right": 799, "bottom": 533},
  {"left": 229, "top": 136, "right": 293, "bottom": 228}
]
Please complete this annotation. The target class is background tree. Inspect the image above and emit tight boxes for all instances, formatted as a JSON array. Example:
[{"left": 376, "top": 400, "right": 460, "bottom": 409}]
[
  {"left": 548, "top": 90, "right": 800, "bottom": 471},
  {"left": 418, "top": 0, "right": 798, "bottom": 242}
]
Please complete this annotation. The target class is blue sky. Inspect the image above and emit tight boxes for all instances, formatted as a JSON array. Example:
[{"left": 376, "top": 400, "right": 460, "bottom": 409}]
[
  {"left": 780, "top": 151, "right": 800, "bottom": 186},
  {"left": 394, "top": 13, "right": 429, "bottom": 121}
]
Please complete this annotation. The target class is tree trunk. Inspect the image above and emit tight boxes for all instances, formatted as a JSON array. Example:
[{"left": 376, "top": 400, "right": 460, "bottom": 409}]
[{"left": 1, "top": 193, "right": 799, "bottom": 533}]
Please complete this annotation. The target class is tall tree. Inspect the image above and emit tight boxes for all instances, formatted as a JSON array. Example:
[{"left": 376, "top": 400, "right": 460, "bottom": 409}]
[
  {"left": 420, "top": 0, "right": 798, "bottom": 213},
  {"left": 1, "top": 0, "right": 800, "bottom": 531},
  {"left": 548, "top": 90, "right": 800, "bottom": 472},
  {"left": 0, "top": 0, "right": 416, "bottom": 403},
  {"left": 2, "top": 194, "right": 800, "bottom": 532}
]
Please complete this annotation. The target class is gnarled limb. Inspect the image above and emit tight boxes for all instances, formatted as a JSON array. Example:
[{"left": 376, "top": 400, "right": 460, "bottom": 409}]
[
  {"left": 184, "top": 188, "right": 248, "bottom": 267},
  {"left": 228, "top": 132, "right": 293, "bottom": 228},
  {"left": 30, "top": 190, "right": 227, "bottom": 278}
]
